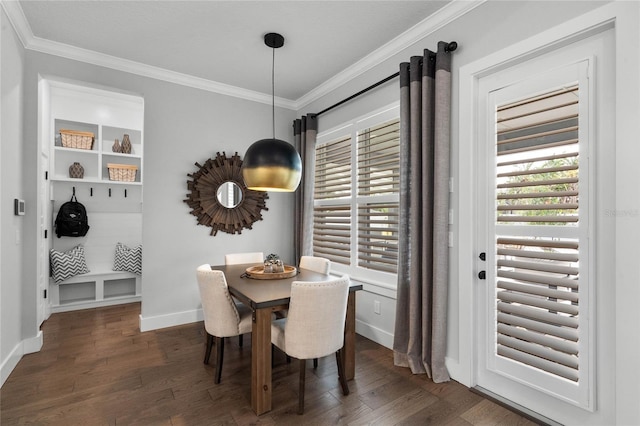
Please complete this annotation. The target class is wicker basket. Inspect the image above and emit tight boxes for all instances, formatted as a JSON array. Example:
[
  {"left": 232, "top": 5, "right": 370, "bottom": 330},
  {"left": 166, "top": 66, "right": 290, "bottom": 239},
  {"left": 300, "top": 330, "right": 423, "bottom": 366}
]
[
  {"left": 60, "top": 129, "right": 94, "bottom": 150},
  {"left": 107, "top": 163, "right": 138, "bottom": 182}
]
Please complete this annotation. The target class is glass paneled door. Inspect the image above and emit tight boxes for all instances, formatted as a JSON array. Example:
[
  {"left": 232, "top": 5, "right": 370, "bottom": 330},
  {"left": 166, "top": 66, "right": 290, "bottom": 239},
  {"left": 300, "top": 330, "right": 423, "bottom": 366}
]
[{"left": 474, "top": 29, "right": 614, "bottom": 422}]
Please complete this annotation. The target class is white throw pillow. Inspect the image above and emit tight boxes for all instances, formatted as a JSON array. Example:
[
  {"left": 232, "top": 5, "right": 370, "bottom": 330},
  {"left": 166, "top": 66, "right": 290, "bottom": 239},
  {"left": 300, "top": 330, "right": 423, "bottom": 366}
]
[
  {"left": 113, "top": 242, "right": 142, "bottom": 275},
  {"left": 50, "top": 245, "right": 90, "bottom": 283}
]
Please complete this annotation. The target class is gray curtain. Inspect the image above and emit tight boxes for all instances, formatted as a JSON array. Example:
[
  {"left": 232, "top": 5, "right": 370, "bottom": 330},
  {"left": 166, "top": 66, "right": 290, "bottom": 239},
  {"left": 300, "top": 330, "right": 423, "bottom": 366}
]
[
  {"left": 293, "top": 114, "right": 317, "bottom": 263},
  {"left": 393, "top": 42, "right": 452, "bottom": 383}
]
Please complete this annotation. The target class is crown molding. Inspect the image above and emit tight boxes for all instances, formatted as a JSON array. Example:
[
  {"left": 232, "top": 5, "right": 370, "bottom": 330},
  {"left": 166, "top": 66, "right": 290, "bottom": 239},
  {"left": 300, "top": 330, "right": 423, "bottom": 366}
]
[
  {"left": 2, "top": 0, "right": 484, "bottom": 112},
  {"left": 30, "top": 36, "right": 296, "bottom": 109},
  {"left": 292, "top": 0, "right": 486, "bottom": 111},
  {"left": 0, "top": 0, "right": 295, "bottom": 109},
  {"left": 1, "top": 0, "right": 31, "bottom": 47}
]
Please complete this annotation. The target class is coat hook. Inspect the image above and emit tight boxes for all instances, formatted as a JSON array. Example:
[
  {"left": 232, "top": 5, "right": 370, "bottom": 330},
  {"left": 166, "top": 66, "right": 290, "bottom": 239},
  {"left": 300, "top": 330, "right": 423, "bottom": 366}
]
[
  {"left": 90, "top": 187, "right": 93, "bottom": 197},
  {"left": 72, "top": 186, "right": 76, "bottom": 196},
  {"left": 124, "top": 189, "right": 127, "bottom": 198},
  {"left": 109, "top": 188, "right": 111, "bottom": 197}
]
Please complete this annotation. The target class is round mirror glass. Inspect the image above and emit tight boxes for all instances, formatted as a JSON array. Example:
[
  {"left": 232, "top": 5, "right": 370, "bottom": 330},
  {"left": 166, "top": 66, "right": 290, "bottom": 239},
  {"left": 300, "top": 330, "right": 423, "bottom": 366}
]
[{"left": 217, "top": 181, "right": 243, "bottom": 208}]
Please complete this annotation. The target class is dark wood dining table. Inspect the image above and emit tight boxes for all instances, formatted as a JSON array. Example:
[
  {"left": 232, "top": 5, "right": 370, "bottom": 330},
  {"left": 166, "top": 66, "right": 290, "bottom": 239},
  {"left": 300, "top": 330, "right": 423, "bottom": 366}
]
[{"left": 210, "top": 263, "right": 363, "bottom": 415}]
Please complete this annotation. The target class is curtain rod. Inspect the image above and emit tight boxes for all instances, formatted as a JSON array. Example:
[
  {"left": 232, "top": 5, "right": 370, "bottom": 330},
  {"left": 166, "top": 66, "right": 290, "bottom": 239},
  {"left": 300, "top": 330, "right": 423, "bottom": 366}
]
[{"left": 316, "top": 41, "right": 457, "bottom": 117}]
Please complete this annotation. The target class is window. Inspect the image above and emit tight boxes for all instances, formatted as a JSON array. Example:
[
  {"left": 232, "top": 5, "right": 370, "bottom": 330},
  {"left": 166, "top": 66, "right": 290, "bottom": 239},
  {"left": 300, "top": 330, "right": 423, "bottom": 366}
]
[
  {"left": 314, "top": 107, "right": 399, "bottom": 281},
  {"left": 495, "top": 85, "right": 581, "bottom": 382}
]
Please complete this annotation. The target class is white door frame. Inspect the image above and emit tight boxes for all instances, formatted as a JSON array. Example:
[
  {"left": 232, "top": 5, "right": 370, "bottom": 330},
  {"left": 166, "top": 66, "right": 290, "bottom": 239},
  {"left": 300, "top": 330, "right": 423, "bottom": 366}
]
[
  {"left": 455, "top": 3, "right": 638, "bottom": 425},
  {"left": 37, "top": 76, "right": 52, "bottom": 325}
]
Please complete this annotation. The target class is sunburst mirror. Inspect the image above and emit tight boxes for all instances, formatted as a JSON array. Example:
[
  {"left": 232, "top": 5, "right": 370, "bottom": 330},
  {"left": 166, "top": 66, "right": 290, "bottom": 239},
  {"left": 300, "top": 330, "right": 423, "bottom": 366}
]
[{"left": 184, "top": 152, "right": 268, "bottom": 235}]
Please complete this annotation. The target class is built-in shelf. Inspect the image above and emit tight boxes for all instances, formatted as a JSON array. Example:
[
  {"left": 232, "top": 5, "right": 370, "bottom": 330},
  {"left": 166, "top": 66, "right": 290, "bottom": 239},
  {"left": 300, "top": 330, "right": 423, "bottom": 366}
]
[
  {"left": 52, "top": 120, "right": 142, "bottom": 185},
  {"left": 45, "top": 78, "right": 145, "bottom": 313}
]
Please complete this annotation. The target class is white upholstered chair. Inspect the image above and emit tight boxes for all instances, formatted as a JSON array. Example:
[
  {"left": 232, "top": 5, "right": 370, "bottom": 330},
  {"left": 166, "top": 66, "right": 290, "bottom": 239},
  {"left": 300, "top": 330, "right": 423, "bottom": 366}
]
[
  {"left": 224, "top": 252, "right": 264, "bottom": 265},
  {"left": 291, "top": 255, "right": 331, "bottom": 366},
  {"left": 271, "top": 275, "right": 351, "bottom": 414},
  {"left": 299, "top": 255, "right": 330, "bottom": 274},
  {"left": 224, "top": 252, "right": 264, "bottom": 346},
  {"left": 196, "top": 264, "right": 252, "bottom": 384}
]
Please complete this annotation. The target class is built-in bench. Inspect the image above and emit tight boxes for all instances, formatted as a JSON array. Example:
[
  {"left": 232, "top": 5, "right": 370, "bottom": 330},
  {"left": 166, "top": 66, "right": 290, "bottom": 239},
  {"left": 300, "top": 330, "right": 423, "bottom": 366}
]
[
  {"left": 49, "top": 264, "right": 141, "bottom": 312},
  {"left": 48, "top": 211, "right": 143, "bottom": 313}
]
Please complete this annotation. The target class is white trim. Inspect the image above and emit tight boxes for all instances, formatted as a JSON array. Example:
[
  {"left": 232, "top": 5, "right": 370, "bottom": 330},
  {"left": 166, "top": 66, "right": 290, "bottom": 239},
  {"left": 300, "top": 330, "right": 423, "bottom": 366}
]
[
  {"left": 0, "top": 331, "right": 42, "bottom": 388},
  {"left": 355, "top": 319, "right": 394, "bottom": 350},
  {"left": 0, "top": 0, "right": 483, "bottom": 111},
  {"left": 0, "top": 0, "right": 30, "bottom": 47},
  {"left": 51, "top": 295, "right": 141, "bottom": 314},
  {"left": 457, "top": 2, "right": 625, "bottom": 424},
  {"left": 34, "top": 37, "right": 296, "bottom": 109},
  {"left": 295, "top": 0, "right": 486, "bottom": 110},
  {"left": 22, "top": 330, "right": 43, "bottom": 354},
  {"left": 1, "top": 342, "right": 22, "bottom": 388},
  {"left": 139, "top": 308, "right": 203, "bottom": 332},
  {"left": 457, "top": 1, "right": 621, "bottom": 390}
]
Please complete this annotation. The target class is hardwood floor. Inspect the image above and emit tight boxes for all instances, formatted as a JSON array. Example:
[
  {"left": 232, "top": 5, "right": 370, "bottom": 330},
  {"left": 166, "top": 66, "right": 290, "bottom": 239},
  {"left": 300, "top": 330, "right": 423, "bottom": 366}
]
[{"left": 1, "top": 303, "right": 539, "bottom": 425}]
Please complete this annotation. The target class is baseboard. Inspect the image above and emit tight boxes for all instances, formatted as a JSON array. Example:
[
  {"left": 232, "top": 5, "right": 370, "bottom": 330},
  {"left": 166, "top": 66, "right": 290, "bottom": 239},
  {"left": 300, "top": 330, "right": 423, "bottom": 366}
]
[
  {"left": 51, "top": 295, "right": 141, "bottom": 313},
  {"left": 470, "top": 386, "right": 561, "bottom": 426},
  {"left": 139, "top": 308, "right": 203, "bottom": 332},
  {"left": 355, "top": 319, "right": 394, "bottom": 349},
  {"left": 22, "top": 330, "right": 43, "bottom": 354},
  {"left": 0, "top": 341, "right": 23, "bottom": 388}
]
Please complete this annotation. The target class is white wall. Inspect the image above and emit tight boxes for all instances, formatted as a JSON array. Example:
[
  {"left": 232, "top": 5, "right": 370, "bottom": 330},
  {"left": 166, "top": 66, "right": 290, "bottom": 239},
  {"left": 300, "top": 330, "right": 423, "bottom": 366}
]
[{"left": 0, "top": 6, "right": 25, "bottom": 385}]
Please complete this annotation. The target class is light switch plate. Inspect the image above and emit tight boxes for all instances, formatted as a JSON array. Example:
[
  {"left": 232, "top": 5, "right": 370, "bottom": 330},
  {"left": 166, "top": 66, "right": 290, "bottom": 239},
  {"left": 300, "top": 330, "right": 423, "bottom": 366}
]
[{"left": 14, "top": 199, "right": 25, "bottom": 216}]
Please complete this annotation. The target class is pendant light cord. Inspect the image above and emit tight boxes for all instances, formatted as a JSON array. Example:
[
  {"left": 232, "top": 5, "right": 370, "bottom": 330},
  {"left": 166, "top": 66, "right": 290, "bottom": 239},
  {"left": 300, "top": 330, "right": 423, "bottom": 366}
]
[{"left": 272, "top": 46, "right": 276, "bottom": 140}]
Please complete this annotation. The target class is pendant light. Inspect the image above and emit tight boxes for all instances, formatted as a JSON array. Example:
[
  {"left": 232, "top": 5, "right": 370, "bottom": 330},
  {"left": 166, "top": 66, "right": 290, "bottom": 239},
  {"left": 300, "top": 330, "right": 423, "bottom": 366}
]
[{"left": 242, "top": 32, "right": 302, "bottom": 192}]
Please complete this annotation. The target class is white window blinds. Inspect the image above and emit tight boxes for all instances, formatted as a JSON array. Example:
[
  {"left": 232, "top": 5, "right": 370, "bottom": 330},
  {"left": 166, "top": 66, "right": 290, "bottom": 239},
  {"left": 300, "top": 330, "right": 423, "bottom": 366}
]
[
  {"left": 495, "top": 85, "right": 582, "bottom": 382},
  {"left": 314, "top": 135, "right": 352, "bottom": 264},
  {"left": 357, "top": 120, "right": 399, "bottom": 273},
  {"left": 313, "top": 113, "right": 399, "bottom": 277},
  {"left": 315, "top": 136, "right": 352, "bottom": 200}
]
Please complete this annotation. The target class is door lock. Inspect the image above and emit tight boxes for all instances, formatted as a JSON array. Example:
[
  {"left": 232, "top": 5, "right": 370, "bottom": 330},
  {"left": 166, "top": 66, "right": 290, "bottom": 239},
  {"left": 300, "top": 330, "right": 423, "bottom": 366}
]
[
  {"left": 478, "top": 270, "right": 486, "bottom": 280},
  {"left": 479, "top": 252, "right": 486, "bottom": 261}
]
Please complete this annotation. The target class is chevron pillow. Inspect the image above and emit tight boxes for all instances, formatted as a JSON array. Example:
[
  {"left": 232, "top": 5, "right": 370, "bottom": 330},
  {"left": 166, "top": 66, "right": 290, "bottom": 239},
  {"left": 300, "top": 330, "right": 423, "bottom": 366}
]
[
  {"left": 50, "top": 245, "right": 90, "bottom": 283},
  {"left": 113, "top": 242, "right": 142, "bottom": 275}
]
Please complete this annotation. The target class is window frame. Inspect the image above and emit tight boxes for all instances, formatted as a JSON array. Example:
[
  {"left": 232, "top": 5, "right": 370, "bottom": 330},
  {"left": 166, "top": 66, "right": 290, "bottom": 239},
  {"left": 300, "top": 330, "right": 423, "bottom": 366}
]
[{"left": 314, "top": 103, "right": 400, "bottom": 285}]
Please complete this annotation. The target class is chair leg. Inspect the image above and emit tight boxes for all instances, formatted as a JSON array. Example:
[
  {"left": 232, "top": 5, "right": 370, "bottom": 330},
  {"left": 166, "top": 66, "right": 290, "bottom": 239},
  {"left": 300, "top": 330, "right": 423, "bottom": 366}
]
[
  {"left": 298, "top": 359, "right": 306, "bottom": 415},
  {"left": 214, "top": 336, "right": 225, "bottom": 384},
  {"left": 336, "top": 349, "right": 349, "bottom": 396},
  {"left": 204, "top": 333, "right": 214, "bottom": 364},
  {"left": 238, "top": 334, "right": 243, "bottom": 347}
]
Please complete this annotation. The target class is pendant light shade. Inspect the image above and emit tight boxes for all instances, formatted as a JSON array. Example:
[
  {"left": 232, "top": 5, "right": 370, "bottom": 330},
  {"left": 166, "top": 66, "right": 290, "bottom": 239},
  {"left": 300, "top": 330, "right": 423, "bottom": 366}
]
[
  {"left": 242, "top": 137, "right": 302, "bottom": 192},
  {"left": 242, "top": 32, "right": 302, "bottom": 192}
]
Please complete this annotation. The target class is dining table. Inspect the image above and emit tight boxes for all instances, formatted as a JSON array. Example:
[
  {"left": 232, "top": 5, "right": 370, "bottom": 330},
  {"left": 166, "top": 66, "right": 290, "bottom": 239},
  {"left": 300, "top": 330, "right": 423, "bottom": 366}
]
[{"left": 210, "top": 263, "right": 363, "bottom": 415}]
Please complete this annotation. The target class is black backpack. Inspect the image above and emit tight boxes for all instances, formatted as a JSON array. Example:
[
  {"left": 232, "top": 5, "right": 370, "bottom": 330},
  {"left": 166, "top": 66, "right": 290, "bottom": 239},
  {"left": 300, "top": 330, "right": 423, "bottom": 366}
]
[{"left": 55, "top": 194, "right": 90, "bottom": 238}]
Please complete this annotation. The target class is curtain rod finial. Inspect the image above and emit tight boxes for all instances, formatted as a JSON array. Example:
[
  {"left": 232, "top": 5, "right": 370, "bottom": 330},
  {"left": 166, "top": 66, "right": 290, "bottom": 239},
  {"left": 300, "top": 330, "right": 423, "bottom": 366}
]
[{"left": 446, "top": 41, "right": 458, "bottom": 52}]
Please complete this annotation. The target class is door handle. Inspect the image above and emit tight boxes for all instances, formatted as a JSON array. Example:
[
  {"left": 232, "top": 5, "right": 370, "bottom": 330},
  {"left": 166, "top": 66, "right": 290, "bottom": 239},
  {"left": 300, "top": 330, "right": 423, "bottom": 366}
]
[{"left": 478, "top": 270, "right": 486, "bottom": 280}]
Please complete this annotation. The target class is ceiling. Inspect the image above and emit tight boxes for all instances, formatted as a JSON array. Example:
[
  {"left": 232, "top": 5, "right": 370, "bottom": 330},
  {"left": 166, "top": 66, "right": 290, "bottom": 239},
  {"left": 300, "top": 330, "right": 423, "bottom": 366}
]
[{"left": 11, "top": 1, "right": 454, "bottom": 106}]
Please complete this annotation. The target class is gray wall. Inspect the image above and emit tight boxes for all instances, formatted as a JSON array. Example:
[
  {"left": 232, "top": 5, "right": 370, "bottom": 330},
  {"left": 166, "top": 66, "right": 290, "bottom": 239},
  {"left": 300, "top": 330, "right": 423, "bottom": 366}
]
[
  {"left": 298, "top": 0, "right": 610, "bottom": 367},
  {"left": 20, "top": 49, "right": 296, "bottom": 332},
  {"left": 4, "top": 1, "right": 639, "bottom": 424},
  {"left": 296, "top": 2, "right": 639, "bottom": 425},
  {"left": 1, "top": 7, "right": 26, "bottom": 379}
]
